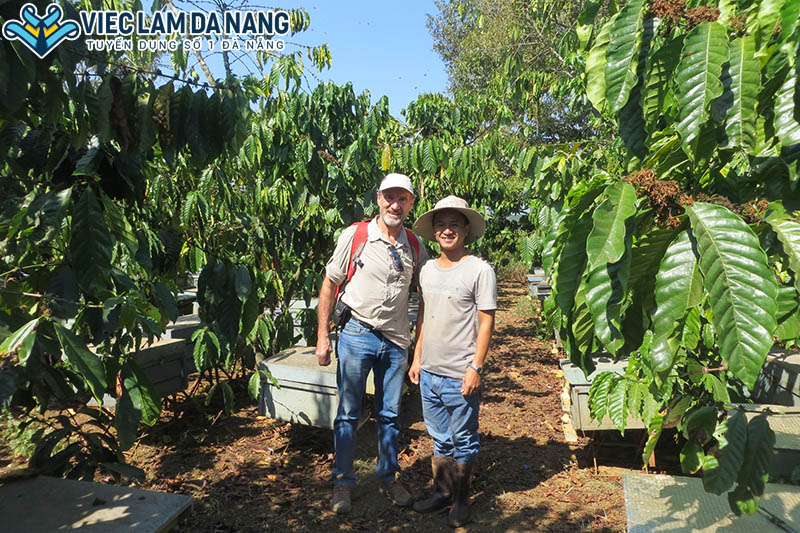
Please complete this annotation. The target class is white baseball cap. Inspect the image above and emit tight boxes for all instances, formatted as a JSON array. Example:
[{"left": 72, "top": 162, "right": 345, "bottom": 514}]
[{"left": 378, "top": 173, "right": 415, "bottom": 196}]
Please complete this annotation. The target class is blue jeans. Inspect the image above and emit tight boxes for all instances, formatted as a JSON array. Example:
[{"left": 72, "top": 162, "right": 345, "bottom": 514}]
[
  {"left": 420, "top": 369, "right": 481, "bottom": 464},
  {"left": 333, "top": 318, "right": 408, "bottom": 487}
]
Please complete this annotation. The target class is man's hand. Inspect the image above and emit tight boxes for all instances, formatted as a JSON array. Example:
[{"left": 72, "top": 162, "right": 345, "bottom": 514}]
[
  {"left": 408, "top": 360, "right": 421, "bottom": 385},
  {"left": 316, "top": 276, "right": 337, "bottom": 367},
  {"left": 409, "top": 300, "right": 425, "bottom": 386},
  {"left": 461, "top": 367, "right": 481, "bottom": 396},
  {"left": 461, "top": 309, "right": 493, "bottom": 396},
  {"left": 316, "top": 336, "right": 332, "bottom": 366}
]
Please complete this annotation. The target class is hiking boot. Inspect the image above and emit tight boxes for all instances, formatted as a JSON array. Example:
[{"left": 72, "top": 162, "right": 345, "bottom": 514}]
[
  {"left": 448, "top": 462, "right": 474, "bottom": 527},
  {"left": 331, "top": 485, "right": 351, "bottom": 514},
  {"left": 380, "top": 479, "right": 413, "bottom": 507},
  {"left": 413, "top": 455, "right": 454, "bottom": 513}
]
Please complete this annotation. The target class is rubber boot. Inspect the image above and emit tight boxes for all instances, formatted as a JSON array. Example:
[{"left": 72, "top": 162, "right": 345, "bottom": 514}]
[
  {"left": 413, "top": 455, "right": 454, "bottom": 513},
  {"left": 448, "top": 462, "right": 473, "bottom": 527}
]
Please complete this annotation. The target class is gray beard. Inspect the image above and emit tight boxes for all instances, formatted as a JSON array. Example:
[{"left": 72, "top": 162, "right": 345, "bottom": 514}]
[{"left": 381, "top": 213, "right": 404, "bottom": 227}]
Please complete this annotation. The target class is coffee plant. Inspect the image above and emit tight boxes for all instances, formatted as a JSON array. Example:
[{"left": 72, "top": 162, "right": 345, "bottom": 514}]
[
  {"left": 539, "top": 0, "right": 800, "bottom": 514},
  {"left": 0, "top": 0, "right": 382, "bottom": 480}
]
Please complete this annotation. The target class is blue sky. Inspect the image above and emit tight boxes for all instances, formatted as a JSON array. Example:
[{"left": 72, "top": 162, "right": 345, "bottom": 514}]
[
  {"left": 281, "top": 1, "right": 449, "bottom": 117},
  {"left": 168, "top": 1, "right": 450, "bottom": 119}
]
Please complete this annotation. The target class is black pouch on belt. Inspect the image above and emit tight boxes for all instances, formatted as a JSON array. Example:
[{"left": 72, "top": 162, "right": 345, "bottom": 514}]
[{"left": 332, "top": 299, "right": 352, "bottom": 329}]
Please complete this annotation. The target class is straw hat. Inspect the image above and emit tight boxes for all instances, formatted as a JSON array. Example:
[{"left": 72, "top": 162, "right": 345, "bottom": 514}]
[{"left": 413, "top": 195, "right": 486, "bottom": 245}]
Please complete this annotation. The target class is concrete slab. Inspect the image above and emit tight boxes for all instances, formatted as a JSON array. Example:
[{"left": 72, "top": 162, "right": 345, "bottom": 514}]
[
  {"left": 260, "top": 346, "right": 375, "bottom": 393},
  {"left": 164, "top": 314, "right": 202, "bottom": 341},
  {"left": 259, "top": 346, "right": 387, "bottom": 429},
  {"left": 288, "top": 298, "right": 318, "bottom": 312},
  {"left": 736, "top": 404, "right": 800, "bottom": 479},
  {"left": 756, "top": 348, "right": 800, "bottom": 407},
  {"left": 133, "top": 337, "right": 185, "bottom": 367},
  {"left": 176, "top": 291, "right": 197, "bottom": 316},
  {"left": 527, "top": 273, "right": 551, "bottom": 300},
  {"left": 0, "top": 475, "right": 192, "bottom": 532},
  {"left": 259, "top": 346, "right": 343, "bottom": 428},
  {"left": 623, "top": 472, "right": 800, "bottom": 532},
  {"left": 535, "top": 285, "right": 552, "bottom": 299},
  {"left": 133, "top": 338, "right": 189, "bottom": 399},
  {"left": 88, "top": 337, "right": 190, "bottom": 408},
  {"left": 527, "top": 273, "right": 547, "bottom": 284},
  {"left": 287, "top": 299, "right": 318, "bottom": 347},
  {"left": 560, "top": 356, "right": 644, "bottom": 431}
]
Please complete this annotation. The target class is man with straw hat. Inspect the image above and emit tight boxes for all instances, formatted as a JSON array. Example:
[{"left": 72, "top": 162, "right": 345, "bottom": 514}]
[{"left": 409, "top": 195, "right": 497, "bottom": 527}]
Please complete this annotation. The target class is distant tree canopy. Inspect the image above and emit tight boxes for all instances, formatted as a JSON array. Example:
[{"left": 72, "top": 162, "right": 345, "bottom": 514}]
[
  {"left": 427, "top": 0, "right": 577, "bottom": 92},
  {"left": 426, "top": 0, "right": 599, "bottom": 142}
]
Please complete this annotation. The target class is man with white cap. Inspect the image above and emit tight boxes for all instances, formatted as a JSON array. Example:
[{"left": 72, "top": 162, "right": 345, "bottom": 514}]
[
  {"left": 408, "top": 195, "right": 496, "bottom": 527},
  {"left": 316, "top": 173, "right": 428, "bottom": 514}
]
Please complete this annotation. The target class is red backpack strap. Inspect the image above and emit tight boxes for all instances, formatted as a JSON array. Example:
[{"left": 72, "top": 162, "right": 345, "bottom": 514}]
[
  {"left": 347, "top": 222, "right": 370, "bottom": 283},
  {"left": 334, "top": 221, "right": 370, "bottom": 300},
  {"left": 405, "top": 229, "right": 420, "bottom": 266}
]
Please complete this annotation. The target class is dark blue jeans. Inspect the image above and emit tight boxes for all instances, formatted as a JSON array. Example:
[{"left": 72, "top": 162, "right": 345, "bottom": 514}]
[
  {"left": 420, "top": 369, "right": 481, "bottom": 464},
  {"left": 333, "top": 318, "right": 407, "bottom": 487}
]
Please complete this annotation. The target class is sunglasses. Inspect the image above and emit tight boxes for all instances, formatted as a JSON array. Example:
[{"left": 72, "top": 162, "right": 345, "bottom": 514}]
[{"left": 387, "top": 245, "right": 404, "bottom": 272}]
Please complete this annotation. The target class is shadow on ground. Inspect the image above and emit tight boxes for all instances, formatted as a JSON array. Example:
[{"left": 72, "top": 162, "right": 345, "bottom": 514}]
[
  {"left": 129, "top": 281, "right": 637, "bottom": 531},
  {"left": 172, "top": 427, "right": 607, "bottom": 532},
  {"left": 160, "top": 382, "right": 621, "bottom": 532}
]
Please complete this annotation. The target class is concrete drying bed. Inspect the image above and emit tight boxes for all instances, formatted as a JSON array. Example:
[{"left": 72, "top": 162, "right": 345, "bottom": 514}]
[
  {"left": 0, "top": 475, "right": 192, "bottom": 532},
  {"left": 623, "top": 471, "right": 800, "bottom": 532}
]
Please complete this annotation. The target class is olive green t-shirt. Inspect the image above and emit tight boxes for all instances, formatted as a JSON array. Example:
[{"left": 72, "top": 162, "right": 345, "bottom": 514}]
[{"left": 419, "top": 255, "right": 497, "bottom": 379}]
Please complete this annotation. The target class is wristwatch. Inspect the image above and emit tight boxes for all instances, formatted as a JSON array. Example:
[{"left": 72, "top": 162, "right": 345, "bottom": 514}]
[{"left": 468, "top": 363, "right": 482, "bottom": 375}]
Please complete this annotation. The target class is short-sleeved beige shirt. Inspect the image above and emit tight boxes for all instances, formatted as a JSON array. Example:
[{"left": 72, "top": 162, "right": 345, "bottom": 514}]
[
  {"left": 325, "top": 217, "right": 428, "bottom": 349},
  {"left": 419, "top": 256, "right": 497, "bottom": 379}
]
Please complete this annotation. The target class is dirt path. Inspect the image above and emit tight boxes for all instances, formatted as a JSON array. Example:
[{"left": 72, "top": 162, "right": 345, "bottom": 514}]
[{"left": 127, "top": 281, "right": 636, "bottom": 531}]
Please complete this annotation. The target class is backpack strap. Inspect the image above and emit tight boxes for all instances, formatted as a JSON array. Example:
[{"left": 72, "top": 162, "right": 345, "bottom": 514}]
[
  {"left": 334, "top": 221, "right": 369, "bottom": 300},
  {"left": 333, "top": 223, "right": 420, "bottom": 300},
  {"left": 404, "top": 229, "right": 420, "bottom": 267}
]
